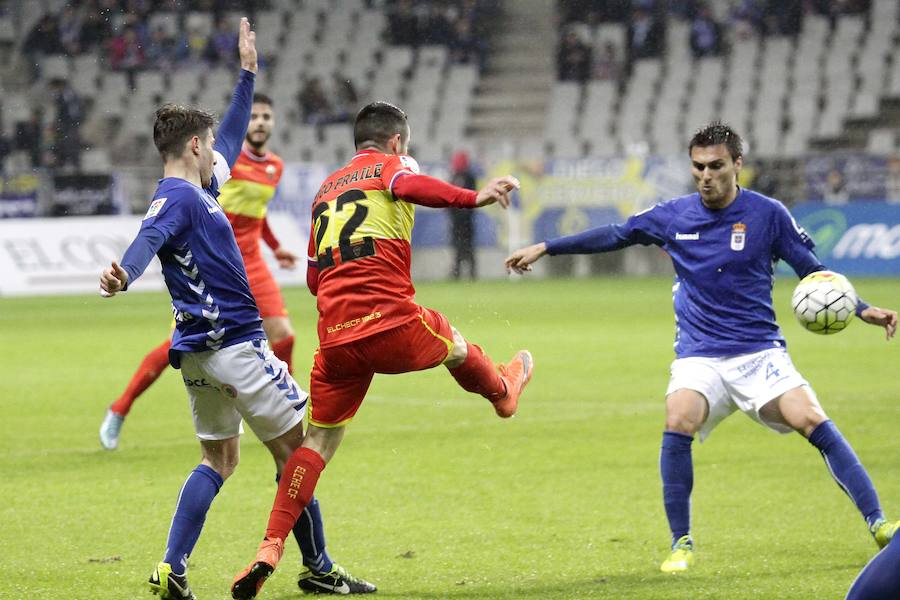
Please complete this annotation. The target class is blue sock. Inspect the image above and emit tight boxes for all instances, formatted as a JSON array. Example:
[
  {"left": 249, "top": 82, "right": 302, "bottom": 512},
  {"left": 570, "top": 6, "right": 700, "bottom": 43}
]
[
  {"left": 275, "top": 472, "right": 334, "bottom": 573},
  {"left": 163, "top": 464, "right": 223, "bottom": 574},
  {"left": 660, "top": 431, "right": 694, "bottom": 545},
  {"left": 294, "top": 497, "right": 334, "bottom": 573},
  {"left": 808, "top": 420, "right": 883, "bottom": 527}
]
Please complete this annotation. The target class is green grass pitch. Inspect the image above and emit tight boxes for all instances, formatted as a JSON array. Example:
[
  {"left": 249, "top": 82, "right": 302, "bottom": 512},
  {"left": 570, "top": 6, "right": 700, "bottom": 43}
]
[{"left": 2, "top": 275, "right": 899, "bottom": 599}]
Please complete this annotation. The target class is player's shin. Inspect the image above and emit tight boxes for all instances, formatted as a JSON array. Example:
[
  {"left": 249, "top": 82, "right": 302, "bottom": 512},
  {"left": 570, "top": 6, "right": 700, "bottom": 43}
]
[
  {"left": 660, "top": 431, "right": 694, "bottom": 544},
  {"left": 808, "top": 420, "right": 883, "bottom": 527},
  {"left": 446, "top": 342, "right": 506, "bottom": 401},
  {"left": 274, "top": 471, "right": 334, "bottom": 574},
  {"left": 266, "top": 447, "right": 326, "bottom": 544},
  {"left": 163, "top": 465, "right": 224, "bottom": 574},
  {"left": 271, "top": 335, "right": 295, "bottom": 374},
  {"left": 110, "top": 338, "right": 172, "bottom": 415}
]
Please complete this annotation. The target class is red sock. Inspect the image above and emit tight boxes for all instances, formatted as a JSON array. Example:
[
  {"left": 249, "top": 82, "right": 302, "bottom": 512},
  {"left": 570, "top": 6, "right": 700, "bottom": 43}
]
[
  {"left": 271, "top": 335, "right": 295, "bottom": 374},
  {"left": 447, "top": 342, "right": 507, "bottom": 401},
  {"left": 266, "top": 447, "right": 325, "bottom": 540},
  {"left": 109, "top": 338, "right": 172, "bottom": 416}
]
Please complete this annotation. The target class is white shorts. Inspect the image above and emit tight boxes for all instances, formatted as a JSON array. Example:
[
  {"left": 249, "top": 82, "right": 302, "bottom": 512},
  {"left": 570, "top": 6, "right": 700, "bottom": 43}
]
[
  {"left": 178, "top": 338, "right": 308, "bottom": 442},
  {"left": 666, "top": 348, "right": 813, "bottom": 441}
]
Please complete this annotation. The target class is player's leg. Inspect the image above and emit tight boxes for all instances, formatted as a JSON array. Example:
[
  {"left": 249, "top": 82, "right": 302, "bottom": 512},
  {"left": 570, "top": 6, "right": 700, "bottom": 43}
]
[
  {"left": 100, "top": 337, "right": 172, "bottom": 450},
  {"left": 262, "top": 315, "right": 295, "bottom": 374},
  {"left": 659, "top": 388, "right": 707, "bottom": 573},
  {"left": 264, "top": 421, "right": 376, "bottom": 594},
  {"left": 232, "top": 342, "right": 373, "bottom": 599},
  {"left": 760, "top": 385, "right": 896, "bottom": 547},
  {"left": 846, "top": 534, "right": 900, "bottom": 599},
  {"left": 148, "top": 349, "right": 245, "bottom": 598},
  {"left": 428, "top": 308, "right": 532, "bottom": 417}
]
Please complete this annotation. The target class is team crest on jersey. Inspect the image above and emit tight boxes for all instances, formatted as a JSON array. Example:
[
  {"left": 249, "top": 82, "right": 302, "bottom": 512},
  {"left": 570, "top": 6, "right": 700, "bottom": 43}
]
[
  {"left": 399, "top": 155, "right": 420, "bottom": 174},
  {"left": 265, "top": 164, "right": 276, "bottom": 180},
  {"left": 731, "top": 222, "right": 746, "bottom": 251},
  {"left": 144, "top": 197, "right": 167, "bottom": 220}
]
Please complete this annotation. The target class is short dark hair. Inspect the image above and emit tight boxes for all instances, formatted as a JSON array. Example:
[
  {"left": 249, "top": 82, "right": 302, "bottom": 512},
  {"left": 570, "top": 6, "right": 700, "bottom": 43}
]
[
  {"left": 353, "top": 101, "right": 408, "bottom": 149},
  {"left": 253, "top": 93, "right": 273, "bottom": 107},
  {"left": 689, "top": 121, "right": 743, "bottom": 161},
  {"left": 153, "top": 104, "right": 215, "bottom": 161}
]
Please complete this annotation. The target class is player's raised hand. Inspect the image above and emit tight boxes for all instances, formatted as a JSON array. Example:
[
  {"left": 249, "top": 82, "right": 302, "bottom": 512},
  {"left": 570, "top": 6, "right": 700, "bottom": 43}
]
[
  {"left": 860, "top": 306, "right": 898, "bottom": 340},
  {"left": 274, "top": 247, "right": 299, "bottom": 270},
  {"left": 505, "top": 242, "right": 548, "bottom": 275},
  {"left": 475, "top": 175, "right": 520, "bottom": 208},
  {"left": 100, "top": 261, "right": 128, "bottom": 297},
  {"left": 238, "top": 17, "right": 258, "bottom": 74}
]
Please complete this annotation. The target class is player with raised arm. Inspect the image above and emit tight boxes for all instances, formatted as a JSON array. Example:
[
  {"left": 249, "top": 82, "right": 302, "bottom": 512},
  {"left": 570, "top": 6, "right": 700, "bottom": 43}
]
[
  {"left": 229, "top": 102, "right": 534, "bottom": 599},
  {"left": 99, "top": 94, "right": 298, "bottom": 450},
  {"left": 99, "top": 19, "right": 374, "bottom": 598},
  {"left": 505, "top": 122, "right": 898, "bottom": 574}
]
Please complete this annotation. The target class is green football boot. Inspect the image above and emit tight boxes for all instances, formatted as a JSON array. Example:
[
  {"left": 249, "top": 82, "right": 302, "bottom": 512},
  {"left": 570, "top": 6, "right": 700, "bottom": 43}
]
[{"left": 660, "top": 535, "right": 695, "bottom": 574}]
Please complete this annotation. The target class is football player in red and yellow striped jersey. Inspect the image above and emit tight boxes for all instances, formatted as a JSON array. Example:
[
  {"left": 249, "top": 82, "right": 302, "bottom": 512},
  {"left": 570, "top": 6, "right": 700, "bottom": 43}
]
[{"left": 232, "top": 102, "right": 535, "bottom": 598}]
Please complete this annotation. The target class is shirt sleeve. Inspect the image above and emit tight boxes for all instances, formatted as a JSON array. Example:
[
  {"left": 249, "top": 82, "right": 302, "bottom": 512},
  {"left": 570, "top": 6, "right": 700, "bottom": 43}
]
[
  {"left": 545, "top": 202, "right": 671, "bottom": 255},
  {"left": 772, "top": 201, "right": 823, "bottom": 278},
  {"left": 120, "top": 195, "right": 192, "bottom": 284},
  {"left": 391, "top": 172, "right": 478, "bottom": 208},
  {"left": 380, "top": 154, "right": 421, "bottom": 192},
  {"left": 213, "top": 68, "right": 255, "bottom": 174}
]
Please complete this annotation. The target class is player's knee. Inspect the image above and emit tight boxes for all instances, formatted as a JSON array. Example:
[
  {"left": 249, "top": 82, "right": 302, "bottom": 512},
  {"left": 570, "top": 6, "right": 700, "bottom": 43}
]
[
  {"left": 665, "top": 412, "right": 701, "bottom": 435},
  {"left": 442, "top": 327, "right": 468, "bottom": 369}
]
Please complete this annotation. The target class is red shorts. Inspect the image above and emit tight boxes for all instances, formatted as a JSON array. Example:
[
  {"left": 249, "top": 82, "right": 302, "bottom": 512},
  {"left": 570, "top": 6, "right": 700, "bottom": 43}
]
[
  {"left": 245, "top": 253, "right": 288, "bottom": 318},
  {"left": 309, "top": 306, "right": 454, "bottom": 427}
]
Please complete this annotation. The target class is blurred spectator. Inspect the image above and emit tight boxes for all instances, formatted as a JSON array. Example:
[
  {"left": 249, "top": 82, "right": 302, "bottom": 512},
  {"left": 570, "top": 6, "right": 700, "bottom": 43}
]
[
  {"left": 145, "top": 26, "right": 178, "bottom": 70},
  {"left": 108, "top": 26, "right": 145, "bottom": 85},
  {"left": 690, "top": 5, "right": 722, "bottom": 57},
  {"left": 388, "top": 0, "right": 421, "bottom": 46},
  {"left": 23, "top": 13, "right": 63, "bottom": 81},
  {"left": 448, "top": 150, "right": 477, "bottom": 280},
  {"left": 762, "top": 0, "right": 802, "bottom": 35},
  {"left": 627, "top": 7, "right": 665, "bottom": 61},
  {"left": 48, "top": 79, "right": 83, "bottom": 170},
  {"left": 591, "top": 41, "right": 621, "bottom": 81},
  {"left": 823, "top": 168, "right": 850, "bottom": 204},
  {"left": 186, "top": 26, "right": 209, "bottom": 63},
  {"left": 81, "top": 0, "right": 115, "bottom": 51},
  {"left": 59, "top": 5, "right": 84, "bottom": 55},
  {"left": 331, "top": 73, "right": 359, "bottom": 123},
  {"left": 15, "top": 109, "right": 46, "bottom": 169},
  {"left": 205, "top": 16, "right": 237, "bottom": 66},
  {"left": 298, "top": 77, "right": 332, "bottom": 126},
  {"left": 558, "top": 30, "right": 591, "bottom": 82}
]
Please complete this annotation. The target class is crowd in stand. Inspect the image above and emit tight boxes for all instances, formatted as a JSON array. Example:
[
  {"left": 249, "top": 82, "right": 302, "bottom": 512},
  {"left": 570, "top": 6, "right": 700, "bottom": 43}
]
[
  {"left": 557, "top": 0, "right": 872, "bottom": 83},
  {"left": 385, "top": 0, "right": 495, "bottom": 69}
]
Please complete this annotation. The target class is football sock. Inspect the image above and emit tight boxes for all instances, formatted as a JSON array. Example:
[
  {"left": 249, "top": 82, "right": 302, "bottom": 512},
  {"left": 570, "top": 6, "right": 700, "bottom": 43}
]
[
  {"left": 271, "top": 335, "right": 295, "bottom": 374},
  {"left": 447, "top": 342, "right": 506, "bottom": 401},
  {"left": 660, "top": 431, "right": 694, "bottom": 544},
  {"left": 274, "top": 471, "right": 334, "bottom": 574},
  {"left": 109, "top": 338, "right": 171, "bottom": 416},
  {"left": 266, "top": 447, "right": 326, "bottom": 542},
  {"left": 293, "top": 497, "right": 334, "bottom": 574},
  {"left": 163, "top": 464, "right": 223, "bottom": 575},
  {"left": 808, "top": 420, "right": 883, "bottom": 526}
]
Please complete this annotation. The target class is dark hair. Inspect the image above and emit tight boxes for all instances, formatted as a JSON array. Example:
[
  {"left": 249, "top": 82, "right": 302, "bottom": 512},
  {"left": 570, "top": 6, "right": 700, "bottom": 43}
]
[
  {"left": 353, "top": 101, "right": 408, "bottom": 149},
  {"left": 689, "top": 121, "right": 743, "bottom": 160},
  {"left": 253, "top": 93, "right": 273, "bottom": 107},
  {"left": 153, "top": 104, "right": 215, "bottom": 161}
]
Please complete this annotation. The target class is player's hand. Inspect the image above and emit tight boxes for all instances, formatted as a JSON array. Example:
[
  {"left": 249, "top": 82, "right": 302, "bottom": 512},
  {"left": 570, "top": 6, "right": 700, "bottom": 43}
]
[
  {"left": 274, "top": 247, "right": 299, "bottom": 270},
  {"left": 475, "top": 175, "right": 520, "bottom": 208},
  {"left": 860, "top": 306, "right": 898, "bottom": 340},
  {"left": 238, "top": 17, "right": 258, "bottom": 74},
  {"left": 100, "top": 261, "right": 128, "bottom": 297},
  {"left": 505, "top": 242, "right": 547, "bottom": 274}
]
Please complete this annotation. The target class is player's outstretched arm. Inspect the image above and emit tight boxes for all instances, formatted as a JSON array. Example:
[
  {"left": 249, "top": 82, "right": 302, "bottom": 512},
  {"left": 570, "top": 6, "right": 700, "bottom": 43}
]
[
  {"left": 214, "top": 17, "right": 257, "bottom": 169},
  {"left": 99, "top": 261, "right": 128, "bottom": 297},
  {"left": 859, "top": 306, "right": 898, "bottom": 340},
  {"left": 505, "top": 243, "right": 547, "bottom": 274}
]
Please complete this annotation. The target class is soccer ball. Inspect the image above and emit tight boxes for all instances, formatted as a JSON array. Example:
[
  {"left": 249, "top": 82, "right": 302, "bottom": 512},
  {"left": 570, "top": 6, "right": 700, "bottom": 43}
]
[{"left": 791, "top": 271, "right": 858, "bottom": 335}]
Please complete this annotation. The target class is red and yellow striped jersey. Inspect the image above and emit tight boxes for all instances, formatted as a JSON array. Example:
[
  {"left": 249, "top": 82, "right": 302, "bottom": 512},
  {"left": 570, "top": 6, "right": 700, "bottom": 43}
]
[
  {"left": 219, "top": 144, "right": 284, "bottom": 257},
  {"left": 307, "top": 149, "right": 423, "bottom": 347}
]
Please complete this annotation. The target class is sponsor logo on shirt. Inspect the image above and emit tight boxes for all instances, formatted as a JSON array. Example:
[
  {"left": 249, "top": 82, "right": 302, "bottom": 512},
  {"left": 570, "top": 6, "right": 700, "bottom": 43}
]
[
  {"left": 731, "top": 222, "right": 746, "bottom": 251},
  {"left": 399, "top": 155, "right": 420, "bottom": 174},
  {"left": 675, "top": 232, "right": 700, "bottom": 240},
  {"left": 326, "top": 311, "right": 382, "bottom": 334},
  {"left": 144, "top": 197, "right": 167, "bottom": 220}
]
